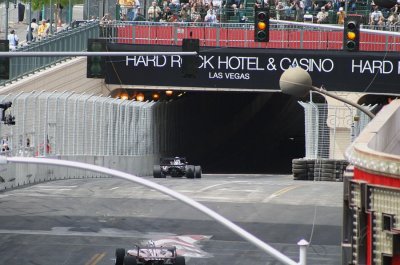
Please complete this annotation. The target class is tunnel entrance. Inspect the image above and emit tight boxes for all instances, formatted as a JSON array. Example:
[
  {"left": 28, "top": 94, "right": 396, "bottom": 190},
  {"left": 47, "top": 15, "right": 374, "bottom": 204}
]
[{"left": 165, "top": 92, "right": 305, "bottom": 174}]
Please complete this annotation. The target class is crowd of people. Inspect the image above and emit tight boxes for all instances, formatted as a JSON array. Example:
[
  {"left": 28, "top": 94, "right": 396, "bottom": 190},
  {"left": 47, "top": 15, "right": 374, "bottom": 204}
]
[
  {"left": 119, "top": 0, "right": 249, "bottom": 23},
  {"left": 7, "top": 18, "right": 54, "bottom": 50},
  {"left": 116, "top": 0, "right": 400, "bottom": 28}
]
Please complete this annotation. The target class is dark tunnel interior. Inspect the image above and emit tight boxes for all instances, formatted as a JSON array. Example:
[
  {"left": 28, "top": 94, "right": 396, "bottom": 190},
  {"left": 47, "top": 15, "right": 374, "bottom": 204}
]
[{"left": 166, "top": 92, "right": 306, "bottom": 174}]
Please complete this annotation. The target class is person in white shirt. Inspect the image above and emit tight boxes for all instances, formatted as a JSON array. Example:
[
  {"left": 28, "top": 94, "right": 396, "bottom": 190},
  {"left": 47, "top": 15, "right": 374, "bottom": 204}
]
[
  {"left": 7, "top": 30, "right": 19, "bottom": 50},
  {"left": 316, "top": 6, "right": 328, "bottom": 23},
  {"left": 204, "top": 9, "right": 218, "bottom": 22},
  {"left": 370, "top": 5, "right": 384, "bottom": 26},
  {"left": 26, "top": 18, "right": 39, "bottom": 42}
]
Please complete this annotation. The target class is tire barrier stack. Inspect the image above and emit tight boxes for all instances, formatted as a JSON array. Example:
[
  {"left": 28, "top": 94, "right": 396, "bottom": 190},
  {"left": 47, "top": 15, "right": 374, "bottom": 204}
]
[
  {"left": 292, "top": 158, "right": 349, "bottom": 181},
  {"left": 292, "top": 158, "right": 315, "bottom": 181}
]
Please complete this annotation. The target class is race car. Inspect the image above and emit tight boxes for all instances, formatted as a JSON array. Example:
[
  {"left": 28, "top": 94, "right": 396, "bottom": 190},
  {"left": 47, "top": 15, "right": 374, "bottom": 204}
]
[
  {"left": 153, "top": 157, "right": 202, "bottom": 179},
  {"left": 115, "top": 241, "right": 186, "bottom": 265}
]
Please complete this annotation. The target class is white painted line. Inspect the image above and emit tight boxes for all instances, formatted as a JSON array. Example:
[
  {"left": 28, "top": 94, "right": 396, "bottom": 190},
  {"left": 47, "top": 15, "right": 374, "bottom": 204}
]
[
  {"left": 109, "top": 187, "right": 119, "bottom": 190},
  {"left": 35, "top": 188, "right": 73, "bottom": 191},
  {"left": 35, "top": 185, "right": 78, "bottom": 188},
  {"left": 198, "top": 181, "right": 248, "bottom": 192},
  {"left": 218, "top": 188, "right": 261, "bottom": 192}
]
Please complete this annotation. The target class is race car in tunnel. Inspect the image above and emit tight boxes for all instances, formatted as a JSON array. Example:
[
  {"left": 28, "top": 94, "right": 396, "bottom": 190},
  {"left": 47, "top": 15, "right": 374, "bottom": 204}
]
[
  {"left": 115, "top": 241, "right": 186, "bottom": 265},
  {"left": 153, "top": 157, "right": 202, "bottom": 179}
]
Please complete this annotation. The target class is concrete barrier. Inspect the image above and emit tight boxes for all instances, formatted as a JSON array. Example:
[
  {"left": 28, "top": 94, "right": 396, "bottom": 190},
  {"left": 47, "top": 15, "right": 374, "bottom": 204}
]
[{"left": 0, "top": 154, "right": 157, "bottom": 191}]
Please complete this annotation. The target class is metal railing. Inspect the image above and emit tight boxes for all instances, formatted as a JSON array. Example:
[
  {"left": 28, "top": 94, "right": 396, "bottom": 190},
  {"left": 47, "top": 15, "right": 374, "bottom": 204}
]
[
  {"left": 102, "top": 20, "right": 400, "bottom": 51},
  {"left": 2, "top": 21, "right": 99, "bottom": 87}
]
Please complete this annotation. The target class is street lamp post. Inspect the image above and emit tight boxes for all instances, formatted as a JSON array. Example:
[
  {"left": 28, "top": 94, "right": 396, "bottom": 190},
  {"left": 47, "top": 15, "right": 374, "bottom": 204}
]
[{"left": 279, "top": 66, "right": 375, "bottom": 119}]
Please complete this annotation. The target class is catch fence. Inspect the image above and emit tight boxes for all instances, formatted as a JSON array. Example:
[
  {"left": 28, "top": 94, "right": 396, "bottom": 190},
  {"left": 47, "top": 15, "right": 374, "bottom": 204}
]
[
  {"left": 0, "top": 92, "right": 173, "bottom": 158},
  {"left": 299, "top": 99, "right": 372, "bottom": 160}
]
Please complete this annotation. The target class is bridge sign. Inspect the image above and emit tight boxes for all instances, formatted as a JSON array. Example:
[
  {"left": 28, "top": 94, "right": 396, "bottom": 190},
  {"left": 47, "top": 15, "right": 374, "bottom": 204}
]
[{"left": 105, "top": 44, "right": 400, "bottom": 95}]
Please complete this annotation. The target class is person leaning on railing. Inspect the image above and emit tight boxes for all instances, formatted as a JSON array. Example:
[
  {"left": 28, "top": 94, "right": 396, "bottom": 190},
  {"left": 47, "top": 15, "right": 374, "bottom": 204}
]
[
  {"left": 37, "top": 20, "right": 48, "bottom": 39},
  {"left": 337, "top": 6, "right": 345, "bottom": 24}
]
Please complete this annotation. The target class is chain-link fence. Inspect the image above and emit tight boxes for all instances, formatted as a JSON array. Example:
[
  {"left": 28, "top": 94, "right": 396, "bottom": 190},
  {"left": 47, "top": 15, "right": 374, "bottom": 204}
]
[
  {"left": 299, "top": 100, "right": 372, "bottom": 160},
  {"left": 0, "top": 92, "right": 172, "bottom": 158},
  {"left": 292, "top": 99, "right": 374, "bottom": 181}
]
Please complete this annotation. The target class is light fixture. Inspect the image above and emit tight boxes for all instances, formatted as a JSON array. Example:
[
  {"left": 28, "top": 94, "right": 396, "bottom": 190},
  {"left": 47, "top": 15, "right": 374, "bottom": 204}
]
[
  {"left": 165, "top": 90, "right": 173, "bottom": 96},
  {"left": 136, "top": 92, "right": 145, "bottom": 102},
  {"left": 152, "top": 92, "right": 160, "bottom": 100},
  {"left": 120, "top": 92, "right": 129, "bottom": 100}
]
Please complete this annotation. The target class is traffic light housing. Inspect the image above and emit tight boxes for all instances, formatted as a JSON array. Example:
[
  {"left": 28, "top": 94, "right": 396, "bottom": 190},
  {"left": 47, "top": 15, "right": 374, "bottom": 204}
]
[
  {"left": 0, "top": 40, "right": 10, "bottom": 80},
  {"left": 87, "top": 39, "right": 107, "bottom": 78},
  {"left": 254, "top": 7, "right": 269, "bottom": 42},
  {"left": 343, "top": 16, "right": 360, "bottom": 52},
  {"left": 182, "top": 38, "right": 200, "bottom": 78}
]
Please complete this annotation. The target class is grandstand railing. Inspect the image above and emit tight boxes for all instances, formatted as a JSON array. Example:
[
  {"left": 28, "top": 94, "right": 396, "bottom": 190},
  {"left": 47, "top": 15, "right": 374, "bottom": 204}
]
[{"left": 102, "top": 20, "right": 400, "bottom": 51}]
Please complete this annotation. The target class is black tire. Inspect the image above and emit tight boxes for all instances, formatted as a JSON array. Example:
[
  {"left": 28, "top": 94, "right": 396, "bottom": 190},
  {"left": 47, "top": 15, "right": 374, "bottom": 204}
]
[
  {"left": 175, "top": 256, "right": 186, "bottom": 265},
  {"left": 123, "top": 256, "right": 137, "bottom": 265},
  {"left": 115, "top": 248, "right": 125, "bottom": 265},
  {"left": 185, "top": 165, "right": 195, "bottom": 179},
  {"left": 293, "top": 173, "right": 307, "bottom": 180},
  {"left": 194, "top": 166, "right": 202, "bottom": 178},
  {"left": 292, "top": 168, "right": 307, "bottom": 174},
  {"left": 153, "top": 165, "right": 162, "bottom": 178}
]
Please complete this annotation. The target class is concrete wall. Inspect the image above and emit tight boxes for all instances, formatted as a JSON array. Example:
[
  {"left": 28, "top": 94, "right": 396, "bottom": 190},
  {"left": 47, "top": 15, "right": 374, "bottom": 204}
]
[{"left": 0, "top": 154, "right": 158, "bottom": 191}]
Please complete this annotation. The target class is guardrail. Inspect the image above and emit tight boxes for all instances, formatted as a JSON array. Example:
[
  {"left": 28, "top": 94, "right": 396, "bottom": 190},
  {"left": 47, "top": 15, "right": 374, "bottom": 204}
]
[{"left": 2, "top": 21, "right": 99, "bottom": 87}]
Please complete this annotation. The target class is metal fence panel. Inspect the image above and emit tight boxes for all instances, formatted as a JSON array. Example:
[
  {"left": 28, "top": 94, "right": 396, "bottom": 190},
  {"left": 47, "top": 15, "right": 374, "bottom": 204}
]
[{"left": 299, "top": 100, "right": 372, "bottom": 160}]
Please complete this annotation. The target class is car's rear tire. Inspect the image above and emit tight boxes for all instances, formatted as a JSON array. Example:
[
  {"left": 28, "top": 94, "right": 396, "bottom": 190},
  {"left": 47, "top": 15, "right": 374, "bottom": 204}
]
[
  {"left": 194, "top": 166, "right": 202, "bottom": 178},
  {"left": 153, "top": 165, "right": 162, "bottom": 178},
  {"left": 185, "top": 165, "right": 195, "bottom": 179},
  {"left": 123, "top": 255, "right": 137, "bottom": 265},
  {"left": 115, "top": 248, "right": 126, "bottom": 265},
  {"left": 175, "top": 256, "right": 186, "bottom": 265}
]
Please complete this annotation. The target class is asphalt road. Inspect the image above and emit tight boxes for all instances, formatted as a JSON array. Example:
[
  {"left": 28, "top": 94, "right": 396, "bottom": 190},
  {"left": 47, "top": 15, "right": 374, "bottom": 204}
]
[{"left": 0, "top": 174, "right": 343, "bottom": 265}]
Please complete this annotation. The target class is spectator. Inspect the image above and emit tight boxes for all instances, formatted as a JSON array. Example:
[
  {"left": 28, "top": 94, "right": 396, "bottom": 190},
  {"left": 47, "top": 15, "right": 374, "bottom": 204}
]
[
  {"left": 170, "top": 13, "right": 181, "bottom": 22},
  {"left": 276, "top": 1, "right": 286, "bottom": 19},
  {"left": 316, "top": 6, "right": 329, "bottom": 23},
  {"left": 26, "top": 18, "right": 38, "bottom": 42},
  {"left": 160, "top": 6, "right": 173, "bottom": 21},
  {"left": 170, "top": 0, "right": 180, "bottom": 10},
  {"left": 179, "top": 4, "right": 191, "bottom": 21},
  {"left": 313, "top": 0, "right": 326, "bottom": 11},
  {"left": 254, "top": 0, "right": 269, "bottom": 8},
  {"left": 100, "top": 13, "right": 112, "bottom": 25},
  {"left": 347, "top": 0, "right": 356, "bottom": 12},
  {"left": 291, "top": 0, "right": 305, "bottom": 21},
  {"left": 37, "top": 19, "right": 48, "bottom": 39},
  {"left": 148, "top": 1, "right": 162, "bottom": 21},
  {"left": 324, "top": 0, "right": 333, "bottom": 10},
  {"left": 387, "top": 12, "right": 399, "bottom": 28},
  {"left": 337, "top": 6, "right": 345, "bottom": 24},
  {"left": 7, "top": 30, "right": 19, "bottom": 50},
  {"left": 190, "top": 2, "right": 203, "bottom": 22},
  {"left": 370, "top": 5, "right": 384, "bottom": 27},
  {"left": 131, "top": 0, "right": 141, "bottom": 20},
  {"left": 205, "top": 9, "right": 218, "bottom": 22}
]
